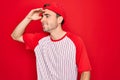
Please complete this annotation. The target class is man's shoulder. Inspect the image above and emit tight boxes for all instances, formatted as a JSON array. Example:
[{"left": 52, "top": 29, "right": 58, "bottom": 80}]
[
  {"left": 23, "top": 32, "right": 49, "bottom": 50},
  {"left": 23, "top": 32, "right": 49, "bottom": 44},
  {"left": 66, "top": 32, "right": 84, "bottom": 46},
  {"left": 67, "top": 32, "right": 82, "bottom": 40}
]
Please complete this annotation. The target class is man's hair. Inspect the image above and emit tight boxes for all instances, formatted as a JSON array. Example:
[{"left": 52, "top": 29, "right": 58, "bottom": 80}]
[{"left": 43, "top": 3, "right": 64, "bottom": 25}]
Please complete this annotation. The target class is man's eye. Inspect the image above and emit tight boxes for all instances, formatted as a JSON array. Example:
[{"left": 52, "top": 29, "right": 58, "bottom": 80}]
[{"left": 46, "top": 15, "right": 49, "bottom": 18}]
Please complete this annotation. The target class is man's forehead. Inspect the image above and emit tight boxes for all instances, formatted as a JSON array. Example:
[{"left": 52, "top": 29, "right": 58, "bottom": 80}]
[{"left": 42, "top": 9, "right": 56, "bottom": 15}]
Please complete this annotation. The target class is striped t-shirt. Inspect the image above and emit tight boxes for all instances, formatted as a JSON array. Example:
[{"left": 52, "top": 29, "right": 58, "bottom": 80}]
[{"left": 23, "top": 32, "right": 91, "bottom": 80}]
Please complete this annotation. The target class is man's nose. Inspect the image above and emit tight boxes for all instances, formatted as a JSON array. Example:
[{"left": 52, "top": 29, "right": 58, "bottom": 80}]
[
  {"left": 41, "top": 16, "right": 45, "bottom": 23},
  {"left": 41, "top": 17, "right": 44, "bottom": 22}
]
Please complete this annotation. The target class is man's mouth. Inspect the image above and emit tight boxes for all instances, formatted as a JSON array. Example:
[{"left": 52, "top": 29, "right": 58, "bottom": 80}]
[{"left": 42, "top": 23, "right": 48, "bottom": 27}]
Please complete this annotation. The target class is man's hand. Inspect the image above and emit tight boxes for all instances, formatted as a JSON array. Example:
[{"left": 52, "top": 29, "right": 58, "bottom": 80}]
[{"left": 26, "top": 8, "right": 45, "bottom": 20}]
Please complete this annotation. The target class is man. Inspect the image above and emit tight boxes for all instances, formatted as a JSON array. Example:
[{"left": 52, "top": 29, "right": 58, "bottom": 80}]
[{"left": 11, "top": 2, "right": 91, "bottom": 80}]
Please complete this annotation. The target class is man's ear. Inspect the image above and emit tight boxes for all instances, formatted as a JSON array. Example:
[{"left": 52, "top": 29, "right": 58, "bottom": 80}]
[{"left": 57, "top": 16, "right": 63, "bottom": 24}]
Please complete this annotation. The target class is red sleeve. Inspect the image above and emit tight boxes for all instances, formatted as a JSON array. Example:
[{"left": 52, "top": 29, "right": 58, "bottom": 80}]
[
  {"left": 67, "top": 32, "right": 91, "bottom": 73},
  {"left": 76, "top": 38, "right": 92, "bottom": 72},
  {"left": 23, "top": 32, "right": 48, "bottom": 50}
]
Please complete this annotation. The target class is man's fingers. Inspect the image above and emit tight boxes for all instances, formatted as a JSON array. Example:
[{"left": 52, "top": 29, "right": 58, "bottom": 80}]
[
  {"left": 38, "top": 16, "right": 42, "bottom": 19},
  {"left": 32, "top": 8, "right": 45, "bottom": 13}
]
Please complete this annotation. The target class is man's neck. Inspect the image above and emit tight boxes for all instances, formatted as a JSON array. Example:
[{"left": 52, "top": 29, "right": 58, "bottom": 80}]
[{"left": 50, "top": 27, "right": 66, "bottom": 40}]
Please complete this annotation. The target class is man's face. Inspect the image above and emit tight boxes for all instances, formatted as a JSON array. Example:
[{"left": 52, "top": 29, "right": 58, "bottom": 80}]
[{"left": 41, "top": 9, "right": 59, "bottom": 32}]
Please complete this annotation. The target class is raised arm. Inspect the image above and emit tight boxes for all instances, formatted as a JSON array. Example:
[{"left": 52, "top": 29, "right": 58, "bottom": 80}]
[{"left": 11, "top": 8, "right": 44, "bottom": 42}]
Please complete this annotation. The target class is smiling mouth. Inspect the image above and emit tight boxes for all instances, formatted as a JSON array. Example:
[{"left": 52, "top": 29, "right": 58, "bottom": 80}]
[{"left": 42, "top": 23, "right": 48, "bottom": 27}]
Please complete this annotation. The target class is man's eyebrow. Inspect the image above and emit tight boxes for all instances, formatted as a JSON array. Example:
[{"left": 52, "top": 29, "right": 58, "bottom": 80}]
[{"left": 43, "top": 14, "right": 51, "bottom": 16}]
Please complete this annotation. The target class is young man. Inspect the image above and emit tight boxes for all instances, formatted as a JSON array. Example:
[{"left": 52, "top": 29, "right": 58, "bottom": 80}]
[{"left": 11, "top": 2, "right": 91, "bottom": 80}]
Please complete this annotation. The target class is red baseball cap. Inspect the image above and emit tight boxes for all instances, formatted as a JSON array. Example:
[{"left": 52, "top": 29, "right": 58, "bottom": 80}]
[{"left": 42, "top": 2, "right": 66, "bottom": 20}]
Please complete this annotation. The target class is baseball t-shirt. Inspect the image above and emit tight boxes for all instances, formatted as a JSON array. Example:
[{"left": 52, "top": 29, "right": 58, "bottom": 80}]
[{"left": 23, "top": 32, "right": 91, "bottom": 80}]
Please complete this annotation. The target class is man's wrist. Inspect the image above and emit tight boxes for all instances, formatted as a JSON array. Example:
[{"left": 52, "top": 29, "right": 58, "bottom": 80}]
[{"left": 24, "top": 17, "right": 32, "bottom": 22}]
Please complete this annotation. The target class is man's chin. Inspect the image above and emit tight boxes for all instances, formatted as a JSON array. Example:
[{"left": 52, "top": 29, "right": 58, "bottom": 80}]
[{"left": 43, "top": 29, "right": 49, "bottom": 33}]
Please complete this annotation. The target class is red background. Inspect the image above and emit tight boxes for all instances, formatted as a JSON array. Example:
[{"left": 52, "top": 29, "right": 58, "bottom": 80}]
[{"left": 0, "top": 0, "right": 120, "bottom": 80}]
